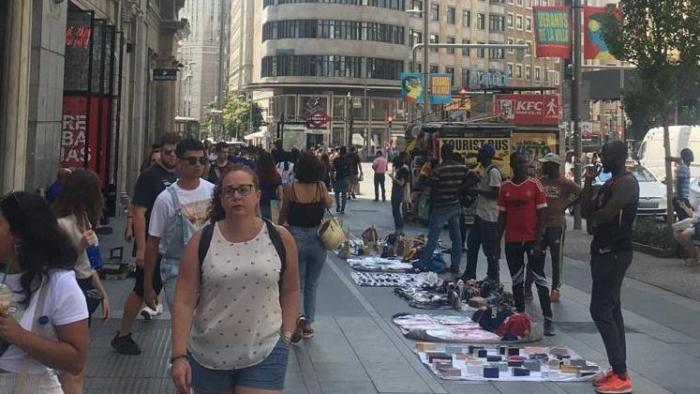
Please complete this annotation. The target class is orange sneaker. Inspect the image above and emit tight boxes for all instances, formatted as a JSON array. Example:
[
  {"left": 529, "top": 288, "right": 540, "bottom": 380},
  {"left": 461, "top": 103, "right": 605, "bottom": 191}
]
[
  {"left": 592, "top": 369, "right": 613, "bottom": 387},
  {"left": 550, "top": 288, "right": 561, "bottom": 302},
  {"left": 596, "top": 373, "right": 632, "bottom": 394}
]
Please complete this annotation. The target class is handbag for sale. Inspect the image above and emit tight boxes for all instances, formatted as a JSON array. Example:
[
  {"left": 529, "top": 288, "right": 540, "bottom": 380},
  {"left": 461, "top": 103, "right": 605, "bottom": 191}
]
[{"left": 318, "top": 209, "right": 346, "bottom": 250}]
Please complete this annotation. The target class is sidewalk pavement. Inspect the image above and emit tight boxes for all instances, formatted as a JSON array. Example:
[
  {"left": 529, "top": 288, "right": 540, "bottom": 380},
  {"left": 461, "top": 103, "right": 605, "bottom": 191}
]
[{"left": 84, "top": 165, "right": 700, "bottom": 393}]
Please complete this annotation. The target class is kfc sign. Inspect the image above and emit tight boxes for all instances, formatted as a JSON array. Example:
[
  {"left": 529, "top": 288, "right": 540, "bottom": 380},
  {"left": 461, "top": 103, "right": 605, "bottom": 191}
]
[{"left": 494, "top": 94, "right": 560, "bottom": 125}]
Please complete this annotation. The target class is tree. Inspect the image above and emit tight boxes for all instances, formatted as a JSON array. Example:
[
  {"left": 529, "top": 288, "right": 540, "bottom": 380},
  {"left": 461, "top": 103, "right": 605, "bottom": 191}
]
[
  {"left": 603, "top": 0, "right": 700, "bottom": 225},
  {"left": 222, "top": 95, "right": 264, "bottom": 140}
]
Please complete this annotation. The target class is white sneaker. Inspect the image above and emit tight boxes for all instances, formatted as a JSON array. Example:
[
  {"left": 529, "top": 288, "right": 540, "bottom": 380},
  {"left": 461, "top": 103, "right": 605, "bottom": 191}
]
[
  {"left": 155, "top": 303, "right": 163, "bottom": 315},
  {"left": 140, "top": 306, "right": 156, "bottom": 321}
]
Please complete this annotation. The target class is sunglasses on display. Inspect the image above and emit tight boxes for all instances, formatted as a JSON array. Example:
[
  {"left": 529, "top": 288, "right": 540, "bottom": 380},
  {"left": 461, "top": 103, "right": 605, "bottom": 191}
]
[
  {"left": 181, "top": 156, "right": 208, "bottom": 165},
  {"left": 222, "top": 184, "right": 255, "bottom": 198}
]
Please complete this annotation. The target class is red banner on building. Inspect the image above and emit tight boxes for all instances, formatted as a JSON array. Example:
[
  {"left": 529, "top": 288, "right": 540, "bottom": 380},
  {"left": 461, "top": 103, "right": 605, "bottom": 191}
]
[
  {"left": 494, "top": 94, "right": 561, "bottom": 126},
  {"left": 533, "top": 6, "right": 571, "bottom": 59},
  {"left": 61, "top": 95, "right": 110, "bottom": 183},
  {"left": 584, "top": 6, "right": 621, "bottom": 61}
]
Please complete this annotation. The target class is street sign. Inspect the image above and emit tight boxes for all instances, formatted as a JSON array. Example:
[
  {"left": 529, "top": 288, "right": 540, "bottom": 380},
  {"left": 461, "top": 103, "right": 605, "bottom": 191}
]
[
  {"left": 152, "top": 68, "right": 177, "bottom": 81},
  {"left": 494, "top": 94, "right": 560, "bottom": 126},
  {"left": 305, "top": 111, "right": 331, "bottom": 129}
]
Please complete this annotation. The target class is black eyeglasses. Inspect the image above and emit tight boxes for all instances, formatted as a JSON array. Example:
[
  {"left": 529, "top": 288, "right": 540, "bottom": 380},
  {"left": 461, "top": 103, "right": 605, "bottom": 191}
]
[
  {"left": 222, "top": 184, "right": 255, "bottom": 198},
  {"left": 181, "top": 156, "right": 208, "bottom": 165}
]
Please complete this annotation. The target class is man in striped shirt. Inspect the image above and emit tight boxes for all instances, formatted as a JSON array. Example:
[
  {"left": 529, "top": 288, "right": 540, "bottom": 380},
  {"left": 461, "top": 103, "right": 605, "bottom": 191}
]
[{"left": 417, "top": 143, "right": 468, "bottom": 275}]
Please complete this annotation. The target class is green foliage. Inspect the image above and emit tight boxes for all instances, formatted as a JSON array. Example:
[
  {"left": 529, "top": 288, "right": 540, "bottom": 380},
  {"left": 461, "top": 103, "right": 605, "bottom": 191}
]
[{"left": 222, "top": 96, "right": 264, "bottom": 139}]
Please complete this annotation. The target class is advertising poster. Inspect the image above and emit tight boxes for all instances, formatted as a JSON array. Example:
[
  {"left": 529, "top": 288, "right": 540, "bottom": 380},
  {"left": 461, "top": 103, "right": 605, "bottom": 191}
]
[
  {"left": 61, "top": 96, "right": 110, "bottom": 183},
  {"left": 439, "top": 130, "right": 512, "bottom": 177},
  {"left": 401, "top": 72, "right": 424, "bottom": 104},
  {"left": 430, "top": 74, "right": 453, "bottom": 105},
  {"left": 533, "top": 6, "right": 571, "bottom": 59},
  {"left": 584, "top": 6, "right": 620, "bottom": 61},
  {"left": 510, "top": 132, "right": 559, "bottom": 164},
  {"left": 494, "top": 94, "right": 560, "bottom": 126}
]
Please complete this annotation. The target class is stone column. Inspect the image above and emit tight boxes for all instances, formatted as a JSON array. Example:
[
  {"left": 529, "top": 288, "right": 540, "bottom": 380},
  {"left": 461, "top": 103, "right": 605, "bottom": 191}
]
[{"left": 0, "top": 0, "right": 32, "bottom": 193}]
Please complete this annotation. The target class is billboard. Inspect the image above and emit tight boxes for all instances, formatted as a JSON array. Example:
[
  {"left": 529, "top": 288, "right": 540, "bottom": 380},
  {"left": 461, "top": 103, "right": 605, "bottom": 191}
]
[
  {"left": 61, "top": 96, "right": 110, "bottom": 181},
  {"left": 584, "top": 6, "right": 620, "bottom": 61},
  {"left": 533, "top": 6, "right": 571, "bottom": 58},
  {"left": 430, "top": 74, "right": 453, "bottom": 105},
  {"left": 439, "top": 130, "right": 512, "bottom": 177},
  {"left": 494, "top": 94, "right": 561, "bottom": 126},
  {"left": 401, "top": 72, "right": 424, "bottom": 104},
  {"left": 511, "top": 132, "right": 559, "bottom": 164}
]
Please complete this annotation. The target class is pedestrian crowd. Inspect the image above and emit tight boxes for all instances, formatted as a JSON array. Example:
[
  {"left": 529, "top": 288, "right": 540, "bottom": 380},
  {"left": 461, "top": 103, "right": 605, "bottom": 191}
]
[{"left": 0, "top": 132, "right": 652, "bottom": 394}]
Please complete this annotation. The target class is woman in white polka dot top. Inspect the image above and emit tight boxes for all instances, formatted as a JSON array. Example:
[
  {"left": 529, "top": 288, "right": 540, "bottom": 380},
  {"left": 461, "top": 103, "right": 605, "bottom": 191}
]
[{"left": 170, "top": 165, "right": 300, "bottom": 394}]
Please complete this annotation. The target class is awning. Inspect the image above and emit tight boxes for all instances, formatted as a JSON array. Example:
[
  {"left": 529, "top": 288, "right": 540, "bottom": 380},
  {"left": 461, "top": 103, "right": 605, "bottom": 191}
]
[{"left": 244, "top": 130, "right": 267, "bottom": 140}]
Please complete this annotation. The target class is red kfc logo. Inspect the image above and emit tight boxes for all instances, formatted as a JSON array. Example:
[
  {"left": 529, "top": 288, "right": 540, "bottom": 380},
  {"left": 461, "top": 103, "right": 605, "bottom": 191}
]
[{"left": 494, "top": 94, "right": 560, "bottom": 125}]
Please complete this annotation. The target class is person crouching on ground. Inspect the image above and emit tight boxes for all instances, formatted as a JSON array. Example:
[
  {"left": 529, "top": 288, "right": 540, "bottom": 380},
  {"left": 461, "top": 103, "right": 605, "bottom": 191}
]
[{"left": 170, "top": 165, "right": 300, "bottom": 394}]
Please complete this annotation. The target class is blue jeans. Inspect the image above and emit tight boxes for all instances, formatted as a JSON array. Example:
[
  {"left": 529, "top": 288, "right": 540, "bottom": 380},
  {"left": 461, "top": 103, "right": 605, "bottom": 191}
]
[
  {"left": 289, "top": 226, "right": 327, "bottom": 322},
  {"left": 465, "top": 215, "right": 500, "bottom": 281},
  {"left": 391, "top": 185, "right": 404, "bottom": 232},
  {"left": 159, "top": 259, "right": 179, "bottom": 313},
  {"left": 419, "top": 202, "right": 463, "bottom": 273},
  {"left": 334, "top": 178, "right": 349, "bottom": 212}
]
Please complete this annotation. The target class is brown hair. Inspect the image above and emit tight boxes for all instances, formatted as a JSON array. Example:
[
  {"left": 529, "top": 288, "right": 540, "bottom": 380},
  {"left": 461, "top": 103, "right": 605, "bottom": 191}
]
[
  {"left": 52, "top": 169, "right": 104, "bottom": 229},
  {"left": 208, "top": 164, "right": 260, "bottom": 223}
]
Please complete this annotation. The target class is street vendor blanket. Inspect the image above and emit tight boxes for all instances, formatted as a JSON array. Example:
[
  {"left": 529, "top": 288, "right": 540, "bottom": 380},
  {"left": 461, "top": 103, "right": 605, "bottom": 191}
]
[
  {"left": 350, "top": 272, "right": 440, "bottom": 287},
  {"left": 347, "top": 257, "right": 413, "bottom": 272},
  {"left": 415, "top": 343, "right": 599, "bottom": 382},
  {"left": 392, "top": 314, "right": 542, "bottom": 343}
]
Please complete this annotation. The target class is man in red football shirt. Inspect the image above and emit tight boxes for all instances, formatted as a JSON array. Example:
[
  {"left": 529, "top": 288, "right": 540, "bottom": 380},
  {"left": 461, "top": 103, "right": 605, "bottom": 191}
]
[{"left": 497, "top": 151, "right": 555, "bottom": 336}]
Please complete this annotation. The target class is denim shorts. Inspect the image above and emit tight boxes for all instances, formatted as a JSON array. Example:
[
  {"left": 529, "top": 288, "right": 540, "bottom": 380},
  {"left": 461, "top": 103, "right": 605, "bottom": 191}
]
[{"left": 189, "top": 338, "right": 289, "bottom": 392}]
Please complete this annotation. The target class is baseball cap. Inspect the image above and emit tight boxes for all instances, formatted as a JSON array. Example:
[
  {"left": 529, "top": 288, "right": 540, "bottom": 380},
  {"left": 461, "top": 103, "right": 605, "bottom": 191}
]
[
  {"left": 479, "top": 143, "right": 496, "bottom": 159},
  {"left": 538, "top": 153, "right": 562, "bottom": 165}
]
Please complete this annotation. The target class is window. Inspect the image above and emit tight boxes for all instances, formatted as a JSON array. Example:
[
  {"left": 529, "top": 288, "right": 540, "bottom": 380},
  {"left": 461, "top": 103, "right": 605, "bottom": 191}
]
[
  {"left": 430, "top": 65, "right": 439, "bottom": 74},
  {"left": 445, "top": 67, "right": 455, "bottom": 86},
  {"left": 516, "top": 15, "right": 523, "bottom": 29},
  {"left": 507, "top": 38, "right": 514, "bottom": 53},
  {"left": 409, "top": 0, "right": 422, "bottom": 17},
  {"left": 431, "top": 3, "right": 439, "bottom": 21},
  {"left": 477, "top": 13, "right": 486, "bottom": 30},
  {"left": 507, "top": 63, "right": 513, "bottom": 77},
  {"left": 525, "top": 66, "right": 531, "bottom": 79},
  {"left": 525, "top": 0, "right": 531, "bottom": 7},
  {"left": 367, "top": 57, "right": 404, "bottom": 79},
  {"left": 447, "top": 36, "right": 456, "bottom": 53},
  {"left": 462, "top": 10, "right": 471, "bottom": 27},
  {"left": 461, "top": 68, "right": 470, "bottom": 86},
  {"left": 525, "top": 17, "right": 532, "bottom": 32},
  {"left": 516, "top": 0, "right": 522, "bottom": 5},
  {"left": 447, "top": 7, "right": 456, "bottom": 24},
  {"left": 516, "top": 64, "right": 522, "bottom": 78},
  {"left": 489, "top": 44, "right": 504, "bottom": 59},
  {"left": 477, "top": 41, "right": 485, "bottom": 58},
  {"left": 462, "top": 39, "right": 471, "bottom": 57},
  {"left": 262, "top": 20, "right": 404, "bottom": 45},
  {"left": 409, "top": 30, "right": 422, "bottom": 46},
  {"left": 535, "top": 67, "right": 541, "bottom": 81},
  {"left": 264, "top": 0, "right": 406, "bottom": 10},
  {"left": 526, "top": 40, "right": 532, "bottom": 56},
  {"left": 430, "top": 34, "right": 439, "bottom": 52},
  {"left": 489, "top": 15, "right": 505, "bottom": 31},
  {"left": 507, "top": 13, "right": 513, "bottom": 27}
]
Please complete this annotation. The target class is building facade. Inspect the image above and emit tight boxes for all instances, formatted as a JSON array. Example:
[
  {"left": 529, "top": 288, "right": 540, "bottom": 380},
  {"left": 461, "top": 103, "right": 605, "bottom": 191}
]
[
  {"left": 227, "top": 0, "right": 524, "bottom": 153},
  {"left": 504, "top": 0, "right": 561, "bottom": 88},
  {"left": 0, "top": 0, "right": 186, "bottom": 209},
  {"left": 178, "top": 0, "right": 229, "bottom": 122}
]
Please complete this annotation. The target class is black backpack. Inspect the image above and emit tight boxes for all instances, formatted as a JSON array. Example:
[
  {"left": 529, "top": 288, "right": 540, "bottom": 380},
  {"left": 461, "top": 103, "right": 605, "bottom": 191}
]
[{"left": 198, "top": 218, "right": 287, "bottom": 286}]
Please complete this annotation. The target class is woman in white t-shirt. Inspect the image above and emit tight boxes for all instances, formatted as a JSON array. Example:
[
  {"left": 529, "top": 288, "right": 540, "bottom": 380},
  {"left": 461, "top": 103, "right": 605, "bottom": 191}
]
[{"left": 0, "top": 192, "right": 89, "bottom": 393}]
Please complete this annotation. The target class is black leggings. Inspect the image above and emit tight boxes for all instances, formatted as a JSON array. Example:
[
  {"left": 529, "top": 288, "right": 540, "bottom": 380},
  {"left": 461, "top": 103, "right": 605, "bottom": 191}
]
[
  {"left": 590, "top": 251, "right": 632, "bottom": 376},
  {"left": 504, "top": 242, "right": 552, "bottom": 320}
]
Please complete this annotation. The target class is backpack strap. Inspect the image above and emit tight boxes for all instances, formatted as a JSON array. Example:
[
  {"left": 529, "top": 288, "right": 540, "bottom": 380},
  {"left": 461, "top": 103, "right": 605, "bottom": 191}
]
[
  {"left": 263, "top": 218, "right": 287, "bottom": 285},
  {"left": 197, "top": 220, "right": 286, "bottom": 286}
]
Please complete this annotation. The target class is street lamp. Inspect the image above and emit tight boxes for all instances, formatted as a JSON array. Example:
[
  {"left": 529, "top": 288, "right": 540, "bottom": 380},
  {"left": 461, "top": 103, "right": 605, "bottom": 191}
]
[{"left": 406, "top": 2, "right": 430, "bottom": 122}]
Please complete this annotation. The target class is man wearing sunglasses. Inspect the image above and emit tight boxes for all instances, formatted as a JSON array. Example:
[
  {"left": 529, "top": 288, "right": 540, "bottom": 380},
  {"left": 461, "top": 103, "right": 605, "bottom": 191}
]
[
  {"left": 112, "top": 132, "right": 180, "bottom": 355},
  {"left": 144, "top": 138, "right": 214, "bottom": 313}
]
